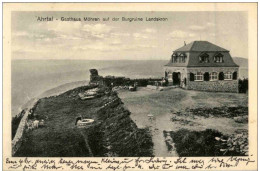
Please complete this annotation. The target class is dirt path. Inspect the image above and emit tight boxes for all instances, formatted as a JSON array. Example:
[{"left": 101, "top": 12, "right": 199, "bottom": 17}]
[
  {"left": 118, "top": 87, "right": 248, "bottom": 157},
  {"left": 147, "top": 90, "right": 197, "bottom": 156},
  {"left": 118, "top": 88, "right": 185, "bottom": 156},
  {"left": 79, "top": 129, "right": 93, "bottom": 157}
]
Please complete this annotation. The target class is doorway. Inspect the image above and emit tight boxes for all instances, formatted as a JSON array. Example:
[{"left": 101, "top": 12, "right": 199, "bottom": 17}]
[{"left": 172, "top": 72, "right": 181, "bottom": 86}]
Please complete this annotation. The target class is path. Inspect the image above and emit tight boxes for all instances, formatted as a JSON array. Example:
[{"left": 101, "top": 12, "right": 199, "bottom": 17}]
[
  {"left": 118, "top": 87, "right": 185, "bottom": 157},
  {"left": 118, "top": 87, "right": 248, "bottom": 157},
  {"left": 79, "top": 129, "right": 93, "bottom": 157}
]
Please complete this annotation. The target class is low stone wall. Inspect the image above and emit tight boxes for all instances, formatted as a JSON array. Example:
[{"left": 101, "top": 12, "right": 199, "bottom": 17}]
[
  {"left": 187, "top": 80, "right": 239, "bottom": 93},
  {"left": 89, "top": 69, "right": 162, "bottom": 87},
  {"left": 103, "top": 76, "right": 162, "bottom": 87},
  {"left": 12, "top": 99, "right": 39, "bottom": 156}
]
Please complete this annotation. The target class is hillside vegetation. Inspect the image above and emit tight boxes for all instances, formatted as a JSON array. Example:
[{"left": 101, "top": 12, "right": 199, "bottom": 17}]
[{"left": 14, "top": 85, "right": 153, "bottom": 157}]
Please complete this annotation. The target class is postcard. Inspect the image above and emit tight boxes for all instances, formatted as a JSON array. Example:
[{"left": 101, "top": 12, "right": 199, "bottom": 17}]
[{"left": 3, "top": 3, "right": 257, "bottom": 171}]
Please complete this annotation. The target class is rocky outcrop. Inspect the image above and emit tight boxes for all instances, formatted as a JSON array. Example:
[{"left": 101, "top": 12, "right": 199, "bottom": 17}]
[{"left": 89, "top": 69, "right": 104, "bottom": 85}]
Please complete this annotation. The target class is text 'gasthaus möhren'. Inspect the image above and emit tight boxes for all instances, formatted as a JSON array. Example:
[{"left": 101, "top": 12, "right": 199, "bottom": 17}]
[{"left": 36, "top": 16, "right": 168, "bottom": 22}]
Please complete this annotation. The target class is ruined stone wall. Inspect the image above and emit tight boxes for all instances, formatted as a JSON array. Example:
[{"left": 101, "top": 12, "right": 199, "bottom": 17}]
[
  {"left": 12, "top": 110, "right": 29, "bottom": 156},
  {"left": 89, "top": 69, "right": 161, "bottom": 87},
  {"left": 89, "top": 69, "right": 104, "bottom": 85},
  {"left": 12, "top": 100, "right": 38, "bottom": 156}
]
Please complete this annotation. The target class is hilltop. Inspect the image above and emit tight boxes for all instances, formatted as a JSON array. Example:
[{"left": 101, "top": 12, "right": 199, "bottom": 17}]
[
  {"left": 233, "top": 57, "right": 248, "bottom": 68},
  {"left": 14, "top": 84, "right": 153, "bottom": 157}
]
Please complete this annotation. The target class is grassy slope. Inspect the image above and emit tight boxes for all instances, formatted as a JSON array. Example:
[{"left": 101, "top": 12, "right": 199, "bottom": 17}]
[
  {"left": 15, "top": 85, "right": 153, "bottom": 157},
  {"left": 15, "top": 85, "right": 97, "bottom": 157}
]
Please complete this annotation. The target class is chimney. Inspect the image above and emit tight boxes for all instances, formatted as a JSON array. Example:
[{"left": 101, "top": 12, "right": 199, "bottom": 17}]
[{"left": 184, "top": 41, "right": 186, "bottom": 46}]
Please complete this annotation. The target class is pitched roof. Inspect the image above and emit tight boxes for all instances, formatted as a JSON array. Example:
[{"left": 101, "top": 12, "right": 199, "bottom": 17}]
[
  {"left": 165, "top": 41, "right": 239, "bottom": 67},
  {"left": 174, "top": 41, "right": 229, "bottom": 52},
  {"left": 187, "top": 52, "right": 239, "bottom": 67},
  {"left": 165, "top": 51, "right": 239, "bottom": 67}
]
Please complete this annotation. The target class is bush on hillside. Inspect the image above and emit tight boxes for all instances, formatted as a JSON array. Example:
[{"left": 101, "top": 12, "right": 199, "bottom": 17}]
[
  {"left": 239, "top": 78, "right": 248, "bottom": 93},
  {"left": 167, "top": 129, "right": 245, "bottom": 156}
]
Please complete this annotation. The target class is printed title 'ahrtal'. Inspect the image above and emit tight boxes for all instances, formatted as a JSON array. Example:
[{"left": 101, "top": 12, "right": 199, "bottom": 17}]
[{"left": 36, "top": 16, "right": 168, "bottom": 22}]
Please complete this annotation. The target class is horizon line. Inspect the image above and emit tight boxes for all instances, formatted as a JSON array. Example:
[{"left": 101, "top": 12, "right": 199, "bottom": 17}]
[{"left": 11, "top": 57, "right": 247, "bottom": 61}]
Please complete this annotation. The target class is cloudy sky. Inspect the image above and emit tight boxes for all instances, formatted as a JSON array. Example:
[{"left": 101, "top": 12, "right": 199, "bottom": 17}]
[{"left": 12, "top": 11, "right": 248, "bottom": 60}]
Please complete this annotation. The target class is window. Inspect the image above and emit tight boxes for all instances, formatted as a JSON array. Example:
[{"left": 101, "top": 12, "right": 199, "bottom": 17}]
[
  {"left": 195, "top": 72, "right": 203, "bottom": 81},
  {"left": 180, "top": 53, "right": 186, "bottom": 63},
  {"left": 204, "top": 72, "right": 210, "bottom": 81},
  {"left": 214, "top": 53, "right": 224, "bottom": 63},
  {"left": 233, "top": 72, "right": 237, "bottom": 80},
  {"left": 182, "top": 57, "right": 186, "bottom": 63},
  {"left": 210, "top": 72, "right": 218, "bottom": 81},
  {"left": 199, "top": 53, "right": 209, "bottom": 63},
  {"left": 174, "top": 56, "right": 178, "bottom": 62},
  {"left": 225, "top": 72, "right": 232, "bottom": 80},
  {"left": 172, "top": 53, "right": 177, "bottom": 63},
  {"left": 172, "top": 53, "right": 186, "bottom": 63},
  {"left": 178, "top": 56, "right": 182, "bottom": 63},
  {"left": 190, "top": 73, "right": 194, "bottom": 81},
  {"left": 219, "top": 72, "right": 224, "bottom": 80}
]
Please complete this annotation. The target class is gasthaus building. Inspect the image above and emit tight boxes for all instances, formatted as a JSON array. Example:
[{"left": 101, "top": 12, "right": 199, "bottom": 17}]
[{"left": 164, "top": 41, "right": 239, "bottom": 93}]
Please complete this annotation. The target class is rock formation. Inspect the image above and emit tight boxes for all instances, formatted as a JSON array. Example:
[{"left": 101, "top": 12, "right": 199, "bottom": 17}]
[{"left": 89, "top": 69, "right": 104, "bottom": 85}]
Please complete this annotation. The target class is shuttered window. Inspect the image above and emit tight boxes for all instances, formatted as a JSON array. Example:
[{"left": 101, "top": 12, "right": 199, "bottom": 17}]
[
  {"left": 195, "top": 72, "right": 203, "bottom": 81},
  {"left": 233, "top": 72, "right": 237, "bottom": 80},
  {"left": 190, "top": 73, "right": 194, "bottom": 81},
  {"left": 219, "top": 72, "right": 224, "bottom": 80},
  {"left": 204, "top": 72, "right": 210, "bottom": 81},
  {"left": 210, "top": 72, "right": 218, "bottom": 81},
  {"left": 225, "top": 72, "right": 232, "bottom": 80}
]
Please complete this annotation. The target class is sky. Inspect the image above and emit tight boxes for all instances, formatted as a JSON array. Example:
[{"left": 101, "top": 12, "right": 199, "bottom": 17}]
[{"left": 12, "top": 11, "right": 248, "bottom": 60}]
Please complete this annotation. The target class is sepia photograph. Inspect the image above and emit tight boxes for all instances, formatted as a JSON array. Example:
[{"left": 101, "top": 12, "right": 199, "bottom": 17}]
[{"left": 3, "top": 2, "right": 257, "bottom": 171}]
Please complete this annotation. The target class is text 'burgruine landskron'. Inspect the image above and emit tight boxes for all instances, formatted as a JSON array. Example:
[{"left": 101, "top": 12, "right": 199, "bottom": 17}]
[{"left": 36, "top": 16, "right": 169, "bottom": 22}]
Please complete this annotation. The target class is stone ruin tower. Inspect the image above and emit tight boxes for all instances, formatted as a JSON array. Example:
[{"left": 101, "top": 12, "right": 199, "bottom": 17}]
[{"left": 89, "top": 69, "right": 104, "bottom": 85}]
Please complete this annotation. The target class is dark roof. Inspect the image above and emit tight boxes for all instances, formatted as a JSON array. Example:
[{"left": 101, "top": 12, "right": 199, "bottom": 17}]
[
  {"left": 165, "top": 41, "right": 239, "bottom": 67},
  {"left": 187, "top": 52, "right": 239, "bottom": 67},
  {"left": 174, "top": 41, "right": 229, "bottom": 52}
]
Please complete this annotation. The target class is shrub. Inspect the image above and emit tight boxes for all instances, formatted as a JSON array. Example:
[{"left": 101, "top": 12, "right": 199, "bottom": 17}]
[
  {"left": 239, "top": 78, "right": 248, "bottom": 93},
  {"left": 170, "top": 129, "right": 224, "bottom": 156},
  {"left": 169, "top": 129, "right": 246, "bottom": 156}
]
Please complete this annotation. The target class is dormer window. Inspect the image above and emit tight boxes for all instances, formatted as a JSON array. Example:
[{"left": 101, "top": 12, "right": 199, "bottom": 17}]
[
  {"left": 214, "top": 53, "right": 224, "bottom": 63},
  {"left": 172, "top": 53, "right": 186, "bottom": 63},
  {"left": 179, "top": 53, "right": 186, "bottom": 63},
  {"left": 172, "top": 53, "right": 178, "bottom": 63},
  {"left": 178, "top": 56, "right": 182, "bottom": 63},
  {"left": 199, "top": 53, "right": 209, "bottom": 63}
]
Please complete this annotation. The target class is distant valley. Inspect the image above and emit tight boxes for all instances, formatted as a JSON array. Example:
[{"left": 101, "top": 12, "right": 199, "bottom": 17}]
[{"left": 233, "top": 57, "right": 248, "bottom": 68}]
